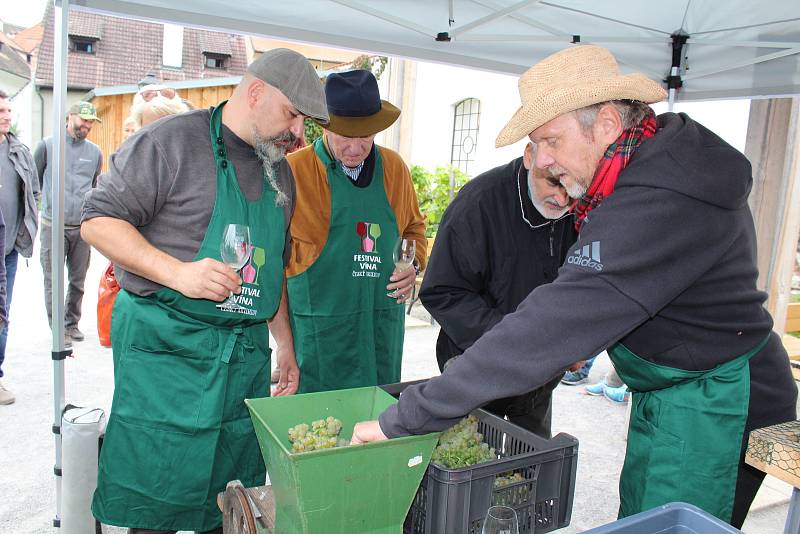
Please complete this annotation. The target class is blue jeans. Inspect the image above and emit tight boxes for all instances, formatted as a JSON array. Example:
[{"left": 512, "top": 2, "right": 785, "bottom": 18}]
[{"left": 0, "top": 249, "right": 19, "bottom": 378}]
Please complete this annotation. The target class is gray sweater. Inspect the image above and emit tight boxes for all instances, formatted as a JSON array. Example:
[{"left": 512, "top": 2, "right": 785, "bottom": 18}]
[
  {"left": 82, "top": 109, "right": 295, "bottom": 296},
  {"left": 34, "top": 130, "right": 102, "bottom": 226}
]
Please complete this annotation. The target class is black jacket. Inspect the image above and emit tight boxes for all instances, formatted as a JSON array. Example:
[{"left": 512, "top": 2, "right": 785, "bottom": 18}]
[
  {"left": 381, "top": 113, "right": 797, "bottom": 437},
  {"left": 420, "top": 156, "right": 575, "bottom": 371}
]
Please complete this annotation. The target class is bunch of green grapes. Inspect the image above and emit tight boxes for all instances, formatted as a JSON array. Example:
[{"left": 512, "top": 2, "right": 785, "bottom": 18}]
[
  {"left": 431, "top": 415, "right": 496, "bottom": 468},
  {"left": 494, "top": 471, "right": 525, "bottom": 488},
  {"left": 494, "top": 471, "right": 529, "bottom": 507},
  {"left": 288, "top": 416, "right": 344, "bottom": 453}
]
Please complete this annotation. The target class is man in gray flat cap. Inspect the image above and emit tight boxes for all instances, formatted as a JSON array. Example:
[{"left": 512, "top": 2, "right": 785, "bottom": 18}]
[{"left": 81, "top": 48, "right": 328, "bottom": 534}]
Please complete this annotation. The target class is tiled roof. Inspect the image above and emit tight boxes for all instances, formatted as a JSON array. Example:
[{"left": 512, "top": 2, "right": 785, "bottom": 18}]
[
  {"left": 10, "top": 24, "right": 44, "bottom": 54},
  {"left": 36, "top": 3, "right": 247, "bottom": 90},
  {"left": 68, "top": 17, "right": 102, "bottom": 40},
  {"left": 198, "top": 32, "right": 232, "bottom": 56}
]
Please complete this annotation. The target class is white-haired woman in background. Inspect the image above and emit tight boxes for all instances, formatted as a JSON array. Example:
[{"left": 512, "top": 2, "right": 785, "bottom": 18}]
[{"left": 130, "top": 84, "right": 190, "bottom": 128}]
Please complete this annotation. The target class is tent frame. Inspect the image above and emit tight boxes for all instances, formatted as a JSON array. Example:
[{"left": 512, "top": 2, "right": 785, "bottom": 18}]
[
  {"left": 46, "top": 0, "right": 800, "bottom": 528},
  {"left": 50, "top": 0, "right": 70, "bottom": 527}
]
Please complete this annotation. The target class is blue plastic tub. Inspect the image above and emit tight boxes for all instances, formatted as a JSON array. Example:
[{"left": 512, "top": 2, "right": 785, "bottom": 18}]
[{"left": 581, "top": 502, "right": 742, "bottom": 533}]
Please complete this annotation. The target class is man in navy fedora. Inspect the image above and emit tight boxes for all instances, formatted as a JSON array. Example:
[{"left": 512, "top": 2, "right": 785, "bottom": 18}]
[{"left": 286, "top": 69, "right": 426, "bottom": 393}]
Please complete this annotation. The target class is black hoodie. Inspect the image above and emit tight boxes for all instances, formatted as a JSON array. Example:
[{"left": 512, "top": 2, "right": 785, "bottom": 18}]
[{"left": 380, "top": 113, "right": 797, "bottom": 437}]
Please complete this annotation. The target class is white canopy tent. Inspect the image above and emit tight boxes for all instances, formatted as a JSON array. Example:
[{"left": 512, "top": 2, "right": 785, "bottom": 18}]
[{"left": 47, "top": 0, "right": 800, "bottom": 527}]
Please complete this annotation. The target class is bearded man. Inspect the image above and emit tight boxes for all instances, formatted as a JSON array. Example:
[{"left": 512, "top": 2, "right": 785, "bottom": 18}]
[
  {"left": 34, "top": 101, "right": 102, "bottom": 345},
  {"left": 420, "top": 141, "right": 575, "bottom": 438},
  {"left": 80, "top": 48, "right": 327, "bottom": 533},
  {"left": 352, "top": 45, "right": 796, "bottom": 529}
]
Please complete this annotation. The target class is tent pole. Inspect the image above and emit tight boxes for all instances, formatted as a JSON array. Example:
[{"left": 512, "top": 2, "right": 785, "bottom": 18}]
[
  {"left": 667, "top": 33, "right": 688, "bottom": 112},
  {"left": 51, "top": 0, "right": 71, "bottom": 528}
]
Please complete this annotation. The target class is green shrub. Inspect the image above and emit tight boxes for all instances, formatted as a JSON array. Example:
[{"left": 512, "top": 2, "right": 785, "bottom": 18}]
[{"left": 411, "top": 165, "right": 470, "bottom": 237}]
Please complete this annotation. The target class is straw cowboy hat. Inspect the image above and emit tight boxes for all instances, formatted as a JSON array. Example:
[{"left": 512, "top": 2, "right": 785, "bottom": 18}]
[
  {"left": 496, "top": 45, "right": 667, "bottom": 147},
  {"left": 318, "top": 69, "right": 400, "bottom": 137}
]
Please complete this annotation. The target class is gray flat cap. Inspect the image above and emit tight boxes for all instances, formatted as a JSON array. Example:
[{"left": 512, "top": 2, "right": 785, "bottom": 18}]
[{"left": 247, "top": 48, "right": 329, "bottom": 124}]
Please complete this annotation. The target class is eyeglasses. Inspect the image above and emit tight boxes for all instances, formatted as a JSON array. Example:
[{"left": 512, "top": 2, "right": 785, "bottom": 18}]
[{"left": 139, "top": 88, "right": 177, "bottom": 102}]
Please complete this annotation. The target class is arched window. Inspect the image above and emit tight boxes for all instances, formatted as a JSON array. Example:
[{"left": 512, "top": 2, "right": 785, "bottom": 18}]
[{"left": 451, "top": 98, "right": 480, "bottom": 174}]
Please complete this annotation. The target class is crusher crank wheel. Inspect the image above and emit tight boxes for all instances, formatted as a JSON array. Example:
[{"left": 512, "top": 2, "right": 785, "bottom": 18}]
[{"left": 222, "top": 484, "right": 258, "bottom": 534}]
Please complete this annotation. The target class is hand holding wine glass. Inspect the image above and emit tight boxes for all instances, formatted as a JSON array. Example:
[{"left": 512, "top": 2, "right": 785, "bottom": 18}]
[
  {"left": 217, "top": 224, "right": 251, "bottom": 310},
  {"left": 387, "top": 237, "right": 416, "bottom": 301}
]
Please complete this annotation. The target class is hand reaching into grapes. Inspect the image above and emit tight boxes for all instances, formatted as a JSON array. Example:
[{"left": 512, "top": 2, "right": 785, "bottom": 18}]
[{"left": 350, "top": 420, "right": 388, "bottom": 444}]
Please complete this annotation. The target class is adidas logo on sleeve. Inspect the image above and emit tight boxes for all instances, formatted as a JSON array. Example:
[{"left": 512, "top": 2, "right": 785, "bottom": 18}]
[{"left": 567, "top": 241, "right": 604, "bottom": 272}]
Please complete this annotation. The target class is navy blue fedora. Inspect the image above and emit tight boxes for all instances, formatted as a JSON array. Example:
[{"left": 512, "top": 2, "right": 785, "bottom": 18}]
[{"left": 318, "top": 69, "right": 400, "bottom": 137}]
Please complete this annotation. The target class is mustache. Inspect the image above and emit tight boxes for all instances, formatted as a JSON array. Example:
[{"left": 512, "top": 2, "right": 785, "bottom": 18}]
[{"left": 270, "top": 130, "right": 297, "bottom": 146}]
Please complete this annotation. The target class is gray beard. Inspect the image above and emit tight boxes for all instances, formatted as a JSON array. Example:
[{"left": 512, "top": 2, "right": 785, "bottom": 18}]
[
  {"left": 563, "top": 180, "right": 588, "bottom": 200},
  {"left": 252, "top": 128, "right": 294, "bottom": 207}
]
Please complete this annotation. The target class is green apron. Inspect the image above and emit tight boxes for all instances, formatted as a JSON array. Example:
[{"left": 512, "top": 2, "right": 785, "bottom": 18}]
[
  {"left": 288, "top": 139, "right": 404, "bottom": 393},
  {"left": 92, "top": 102, "right": 285, "bottom": 532},
  {"left": 608, "top": 335, "right": 769, "bottom": 523}
]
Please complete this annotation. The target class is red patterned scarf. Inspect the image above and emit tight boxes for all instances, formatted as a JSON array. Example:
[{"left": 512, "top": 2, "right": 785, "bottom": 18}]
[{"left": 574, "top": 108, "right": 657, "bottom": 231}]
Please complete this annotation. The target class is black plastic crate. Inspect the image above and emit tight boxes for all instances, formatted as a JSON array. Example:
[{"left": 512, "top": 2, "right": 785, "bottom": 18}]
[{"left": 380, "top": 381, "right": 579, "bottom": 534}]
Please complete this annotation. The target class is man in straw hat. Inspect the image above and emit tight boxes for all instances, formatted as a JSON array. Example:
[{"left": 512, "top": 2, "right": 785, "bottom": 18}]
[
  {"left": 286, "top": 69, "right": 426, "bottom": 393},
  {"left": 81, "top": 48, "right": 327, "bottom": 533},
  {"left": 353, "top": 45, "right": 796, "bottom": 527}
]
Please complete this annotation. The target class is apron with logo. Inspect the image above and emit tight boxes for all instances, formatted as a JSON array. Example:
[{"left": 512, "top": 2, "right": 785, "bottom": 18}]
[
  {"left": 92, "top": 102, "right": 285, "bottom": 531},
  {"left": 288, "top": 139, "right": 404, "bottom": 393},
  {"left": 608, "top": 335, "right": 768, "bottom": 523}
]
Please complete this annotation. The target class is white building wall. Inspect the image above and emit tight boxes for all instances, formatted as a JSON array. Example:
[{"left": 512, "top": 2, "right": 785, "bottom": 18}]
[
  {"left": 406, "top": 61, "right": 528, "bottom": 177},
  {"left": 9, "top": 83, "right": 34, "bottom": 147},
  {"left": 405, "top": 61, "right": 751, "bottom": 178}
]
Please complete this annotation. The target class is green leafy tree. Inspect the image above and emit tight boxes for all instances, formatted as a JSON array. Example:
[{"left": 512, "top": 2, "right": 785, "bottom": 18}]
[
  {"left": 351, "top": 54, "right": 388, "bottom": 80},
  {"left": 411, "top": 165, "right": 470, "bottom": 237}
]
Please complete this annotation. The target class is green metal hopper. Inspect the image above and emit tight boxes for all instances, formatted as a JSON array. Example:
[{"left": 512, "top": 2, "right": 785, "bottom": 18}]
[{"left": 245, "top": 386, "right": 439, "bottom": 533}]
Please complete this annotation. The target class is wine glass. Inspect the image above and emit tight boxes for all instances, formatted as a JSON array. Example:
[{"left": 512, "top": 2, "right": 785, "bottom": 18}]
[
  {"left": 482, "top": 505, "right": 519, "bottom": 534},
  {"left": 217, "top": 224, "right": 252, "bottom": 310},
  {"left": 388, "top": 237, "right": 416, "bottom": 298}
]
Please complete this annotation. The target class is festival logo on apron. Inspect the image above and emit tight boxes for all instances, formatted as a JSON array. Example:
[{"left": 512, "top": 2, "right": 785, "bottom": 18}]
[
  {"left": 219, "top": 244, "right": 266, "bottom": 316},
  {"left": 353, "top": 221, "right": 383, "bottom": 279}
]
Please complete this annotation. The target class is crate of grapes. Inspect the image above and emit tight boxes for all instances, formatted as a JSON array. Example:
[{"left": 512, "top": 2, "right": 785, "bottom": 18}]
[
  {"left": 381, "top": 382, "right": 579, "bottom": 534},
  {"left": 245, "top": 386, "right": 439, "bottom": 534}
]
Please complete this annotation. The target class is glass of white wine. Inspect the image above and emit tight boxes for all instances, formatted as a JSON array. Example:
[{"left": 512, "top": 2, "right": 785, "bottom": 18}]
[
  {"left": 388, "top": 237, "right": 416, "bottom": 299},
  {"left": 217, "top": 223, "right": 251, "bottom": 311},
  {"left": 482, "top": 505, "right": 519, "bottom": 534}
]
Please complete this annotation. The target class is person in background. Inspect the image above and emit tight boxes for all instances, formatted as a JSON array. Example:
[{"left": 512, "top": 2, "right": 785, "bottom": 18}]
[
  {"left": 129, "top": 84, "right": 190, "bottom": 129},
  {"left": 352, "top": 45, "right": 796, "bottom": 528},
  {"left": 285, "top": 69, "right": 426, "bottom": 393},
  {"left": 122, "top": 116, "right": 137, "bottom": 142},
  {"left": 419, "top": 141, "right": 576, "bottom": 438},
  {"left": 0, "top": 90, "right": 36, "bottom": 405},
  {"left": 34, "top": 101, "right": 102, "bottom": 347}
]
